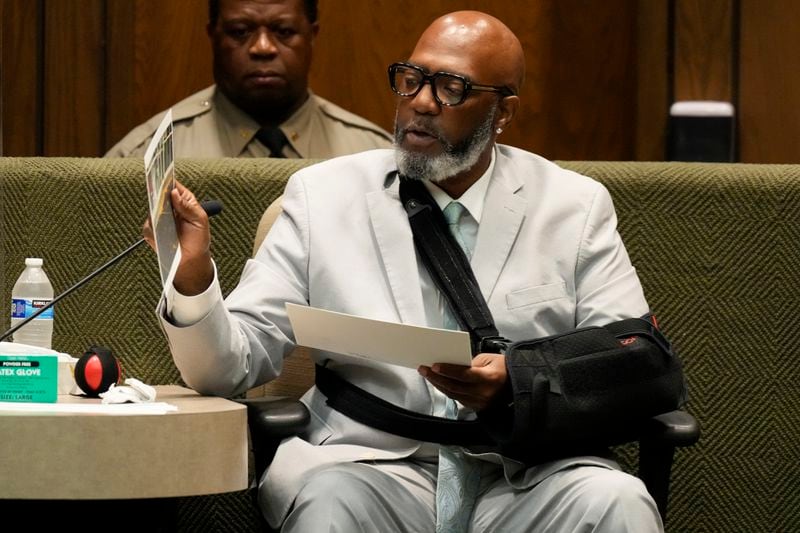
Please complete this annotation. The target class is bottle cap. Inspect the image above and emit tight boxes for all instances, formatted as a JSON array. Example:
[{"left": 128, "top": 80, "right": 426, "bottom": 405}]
[{"left": 25, "top": 258, "right": 43, "bottom": 267}]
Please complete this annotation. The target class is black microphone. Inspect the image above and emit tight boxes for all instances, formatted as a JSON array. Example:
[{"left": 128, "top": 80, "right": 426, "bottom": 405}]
[
  {"left": 0, "top": 199, "right": 223, "bottom": 342},
  {"left": 200, "top": 199, "right": 223, "bottom": 217}
]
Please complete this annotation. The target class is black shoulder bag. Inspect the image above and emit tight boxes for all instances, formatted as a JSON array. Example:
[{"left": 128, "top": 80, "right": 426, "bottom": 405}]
[{"left": 314, "top": 177, "right": 687, "bottom": 461}]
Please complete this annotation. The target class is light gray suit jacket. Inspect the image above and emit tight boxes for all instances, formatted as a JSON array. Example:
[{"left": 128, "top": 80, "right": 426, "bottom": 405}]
[{"left": 160, "top": 145, "right": 649, "bottom": 526}]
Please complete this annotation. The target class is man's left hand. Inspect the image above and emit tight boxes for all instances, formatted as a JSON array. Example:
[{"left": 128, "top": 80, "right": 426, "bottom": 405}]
[{"left": 418, "top": 354, "right": 507, "bottom": 411}]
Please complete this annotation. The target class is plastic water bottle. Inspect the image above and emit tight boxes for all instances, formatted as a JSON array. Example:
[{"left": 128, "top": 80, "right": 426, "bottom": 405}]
[{"left": 10, "top": 258, "right": 55, "bottom": 349}]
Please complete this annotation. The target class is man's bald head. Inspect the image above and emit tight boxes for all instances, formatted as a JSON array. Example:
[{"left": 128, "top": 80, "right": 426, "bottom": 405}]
[
  {"left": 414, "top": 11, "right": 525, "bottom": 94},
  {"left": 393, "top": 11, "right": 525, "bottom": 197}
]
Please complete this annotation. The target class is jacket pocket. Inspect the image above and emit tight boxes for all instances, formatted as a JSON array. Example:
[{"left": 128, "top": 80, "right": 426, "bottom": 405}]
[{"left": 506, "top": 282, "right": 568, "bottom": 310}]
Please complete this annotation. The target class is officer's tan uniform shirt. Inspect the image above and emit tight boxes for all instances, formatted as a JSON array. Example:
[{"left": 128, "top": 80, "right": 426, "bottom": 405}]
[{"left": 105, "top": 85, "right": 392, "bottom": 158}]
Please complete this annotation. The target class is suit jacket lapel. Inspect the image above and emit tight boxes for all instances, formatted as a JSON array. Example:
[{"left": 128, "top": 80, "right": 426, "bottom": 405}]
[
  {"left": 366, "top": 177, "right": 427, "bottom": 326},
  {"left": 471, "top": 154, "right": 527, "bottom": 302}
]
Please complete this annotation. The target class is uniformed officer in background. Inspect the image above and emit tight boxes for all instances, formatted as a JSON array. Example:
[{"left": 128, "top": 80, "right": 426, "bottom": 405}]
[{"left": 106, "top": 0, "right": 391, "bottom": 158}]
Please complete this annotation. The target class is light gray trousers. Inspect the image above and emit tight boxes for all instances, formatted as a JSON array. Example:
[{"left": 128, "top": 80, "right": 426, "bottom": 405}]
[{"left": 281, "top": 459, "right": 664, "bottom": 532}]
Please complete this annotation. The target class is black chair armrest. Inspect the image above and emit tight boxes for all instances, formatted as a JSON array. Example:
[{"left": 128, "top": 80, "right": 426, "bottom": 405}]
[
  {"left": 237, "top": 397, "right": 310, "bottom": 479},
  {"left": 638, "top": 409, "right": 700, "bottom": 523}
]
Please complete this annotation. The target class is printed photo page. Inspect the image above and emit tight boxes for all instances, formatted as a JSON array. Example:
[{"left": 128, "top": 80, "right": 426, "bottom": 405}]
[{"left": 143, "top": 110, "right": 180, "bottom": 295}]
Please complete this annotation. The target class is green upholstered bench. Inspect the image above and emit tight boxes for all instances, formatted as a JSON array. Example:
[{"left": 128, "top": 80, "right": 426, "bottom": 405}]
[{"left": 1, "top": 158, "right": 797, "bottom": 532}]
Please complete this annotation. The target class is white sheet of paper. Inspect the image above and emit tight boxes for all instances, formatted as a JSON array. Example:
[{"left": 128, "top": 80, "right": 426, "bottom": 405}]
[{"left": 286, "top": 303, "right": 472, "bottom": 369}]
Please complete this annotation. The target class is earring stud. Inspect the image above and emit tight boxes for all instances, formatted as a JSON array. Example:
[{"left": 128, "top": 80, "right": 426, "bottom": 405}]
[{"left": 496, "top": 128, "right": 503, "bottom": 134}]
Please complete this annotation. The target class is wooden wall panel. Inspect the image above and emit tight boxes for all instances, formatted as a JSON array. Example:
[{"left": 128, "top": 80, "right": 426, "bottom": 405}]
[
  {"left": 6, "top": 0, "right": 800, "bottom": 162},
  {"left": 674, "top": 0, "right": 733, "bottom": 102},
  {"left": 104, "top": 0, "right": 137, "bottom": 151},
  {"left": 310, "top": 0, "right": 638, "bottom": 160},
  {"left": 635, "top": 0, "right": 669, "bottom": 161},
  {"left": 520, "top": 0, "right": 637, "bottom": 160},
  {"left": 43, "top": 0, "right": 105, "bottom": 156},
  {"left": 1, "top": 0, "right": 42, "bottom": 156},
  {"left": 22, "top": 0, "right": 794, "bottom": 162},
  {"left": 739, "top": 0, "right": 800, "bottom": 163},
  {"left": 4, "top": 0, "right": 640, "bottom": 160},
  {"left": 105, "top": 0, "right": 212, "bottom": 151}
]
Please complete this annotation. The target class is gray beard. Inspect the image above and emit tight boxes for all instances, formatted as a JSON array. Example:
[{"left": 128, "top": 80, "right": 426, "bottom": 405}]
[{"left": 393, "top": 108, "right": 496, "bottom": 184}]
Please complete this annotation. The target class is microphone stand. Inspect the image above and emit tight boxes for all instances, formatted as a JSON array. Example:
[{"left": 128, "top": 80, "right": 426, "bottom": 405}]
[
  {"left": 0, "top": 199, "right": 222, "bottom": 343},
  {"left": 0, "top": 239, "right": 145, "bottom": 342}
]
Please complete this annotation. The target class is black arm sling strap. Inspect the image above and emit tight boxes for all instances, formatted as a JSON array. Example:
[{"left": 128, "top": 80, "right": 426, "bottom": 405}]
[
  {"left": 314, "top": 175, "right": 667, "bottom": 446},
  {"left": 314, "top": 176, "right": 497, "bottom": 446},
  {"left": 397, "top": 177, "right": 510, "bottom": 354}
]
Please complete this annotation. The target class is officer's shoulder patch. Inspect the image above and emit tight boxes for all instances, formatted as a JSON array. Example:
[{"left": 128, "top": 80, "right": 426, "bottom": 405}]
[
  {"left": 170, "top": 85, "right": 216, "bottom": 122},
  {"left": 107, "top": 87, "right": 215, "bottom": 156}
]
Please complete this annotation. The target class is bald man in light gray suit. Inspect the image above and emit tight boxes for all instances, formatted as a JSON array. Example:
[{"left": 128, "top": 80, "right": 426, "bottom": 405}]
[{"left": 148, "top": 10, "right": 664, "bottom": 533}]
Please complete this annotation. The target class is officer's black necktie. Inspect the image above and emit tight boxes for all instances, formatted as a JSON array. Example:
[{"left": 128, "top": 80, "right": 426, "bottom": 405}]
[{"left": 255, "top": 127, "right": 288, "bottom": 158}]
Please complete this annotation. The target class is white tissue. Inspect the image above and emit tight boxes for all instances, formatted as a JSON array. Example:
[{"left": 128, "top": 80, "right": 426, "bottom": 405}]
[
  {"left": 58, "top": 353, "right": 81, "bottom": 395},
  {"left": 100, "top": 378, "right": 157, "bottom": 404}
]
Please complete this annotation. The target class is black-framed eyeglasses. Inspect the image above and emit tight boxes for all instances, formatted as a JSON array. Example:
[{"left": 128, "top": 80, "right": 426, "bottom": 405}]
[{"left": 388, "top": 62, "right": 515, "bottom": 107}]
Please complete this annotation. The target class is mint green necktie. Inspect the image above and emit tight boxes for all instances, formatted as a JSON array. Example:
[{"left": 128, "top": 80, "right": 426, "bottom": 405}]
[
  {"left": 442, "top": 201, "right": 472, "bottom": 260},
  {"left": 436, "top": 201, "right": 481, "bottom": 533}
]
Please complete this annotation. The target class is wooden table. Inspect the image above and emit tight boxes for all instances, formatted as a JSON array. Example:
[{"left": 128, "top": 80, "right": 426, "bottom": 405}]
[{"left": 0, "top": 385, "right": 248, "bottom": 500}]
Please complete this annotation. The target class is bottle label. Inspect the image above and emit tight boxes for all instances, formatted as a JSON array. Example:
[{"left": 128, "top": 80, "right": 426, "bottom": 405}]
[{"left": 10, "top": 298, "right": 54, "bottom": 320}]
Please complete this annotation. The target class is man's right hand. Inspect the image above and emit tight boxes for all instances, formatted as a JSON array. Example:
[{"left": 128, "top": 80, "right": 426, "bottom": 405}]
[{"left": 142, "top": 181, "right": 214, "bottom": 296}]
